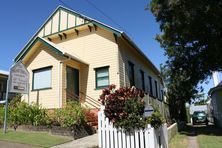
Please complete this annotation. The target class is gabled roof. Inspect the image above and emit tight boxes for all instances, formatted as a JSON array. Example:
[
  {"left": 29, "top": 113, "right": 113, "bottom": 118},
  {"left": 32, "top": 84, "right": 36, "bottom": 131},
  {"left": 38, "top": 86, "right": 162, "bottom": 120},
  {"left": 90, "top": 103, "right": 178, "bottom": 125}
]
[
  {"left": 14, "top": 6, "right": 160, "bottom": 75},
  {"left": 14, "top": 6, "right": 122, "bottom": 63},
  {"left": 22, "top": 37, "right": 89, "bottom": 65}
]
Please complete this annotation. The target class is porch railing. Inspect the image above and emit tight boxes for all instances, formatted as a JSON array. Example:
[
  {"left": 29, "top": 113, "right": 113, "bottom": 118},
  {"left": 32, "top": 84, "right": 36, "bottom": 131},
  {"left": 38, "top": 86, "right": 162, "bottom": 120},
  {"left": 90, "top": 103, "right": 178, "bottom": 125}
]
[
  {"left": 80, "top": 91, "right": 101, "bottom": 109},
  {"left": 66, "top": 89, "right": 79, "bottom": 102},
  {"left": 66, "top": 89, "right": 101, "bottom": 109}
]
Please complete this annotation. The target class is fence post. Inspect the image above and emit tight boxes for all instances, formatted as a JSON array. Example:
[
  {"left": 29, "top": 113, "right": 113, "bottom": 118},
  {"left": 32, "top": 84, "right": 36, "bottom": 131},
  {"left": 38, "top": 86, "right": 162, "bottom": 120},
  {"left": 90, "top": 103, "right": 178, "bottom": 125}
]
[
  {"left": 126, "top": 132, "right": 130, "bottom": 148},
  {"left": 114, "top": 127, "right": 118, "bottom": 148},
  {"left": 135, "top": 129, "right": 139, "bottom": 148},
  {"left": 148, "top": 126, "right": 155, "bottom": 148},
  {"left": 106, "top": 117, "right": 110, "bottom": 148},
  {"left": 161, "top": 123, "right": 168, "bottom": 148},
  {"left": 118, "top": 128, "right": 122, "bottom": 148},
  {"left": 130, "top": 132, "right": 135, "bottom": 148},
  {"left": 98, "top": 111, "right": 102, "bottom": 148},
  {"left": 139, "top": 129, "right": 145, "bottom": 148},
  {"left": 101, "top": 108, "right": 106, "bottom": 148},
  {"left": 122, "top": 129, "right": 126, "bottom": 148},
  {"left": 145, "top": 125, "right": 149, "bottom": 148},
  {"left": 110, "top": 122, "right": 114, "bottom": 148}
]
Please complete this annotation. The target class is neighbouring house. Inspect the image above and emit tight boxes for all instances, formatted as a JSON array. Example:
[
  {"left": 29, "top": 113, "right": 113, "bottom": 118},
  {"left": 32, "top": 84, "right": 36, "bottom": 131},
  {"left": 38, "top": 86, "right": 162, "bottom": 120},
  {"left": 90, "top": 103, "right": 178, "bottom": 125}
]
[
  {"left": 208, "top": 81, "right": 222, "bottom": 127},
  {"left": 189, "top": 105, "right": 207, "bottom": 115},
  {"left": 0, "top": 70, "right": 8, "bottom": 100},
  {"left": 14, "top": 6, "right": 166, "bottom": 112}
]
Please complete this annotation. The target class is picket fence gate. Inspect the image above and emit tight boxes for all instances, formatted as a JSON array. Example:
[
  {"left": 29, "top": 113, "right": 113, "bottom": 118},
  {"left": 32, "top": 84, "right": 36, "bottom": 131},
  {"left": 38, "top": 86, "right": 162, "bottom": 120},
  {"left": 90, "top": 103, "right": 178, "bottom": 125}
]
[{"left": 98, "top": 108, "right": 168, "bottom": 148}]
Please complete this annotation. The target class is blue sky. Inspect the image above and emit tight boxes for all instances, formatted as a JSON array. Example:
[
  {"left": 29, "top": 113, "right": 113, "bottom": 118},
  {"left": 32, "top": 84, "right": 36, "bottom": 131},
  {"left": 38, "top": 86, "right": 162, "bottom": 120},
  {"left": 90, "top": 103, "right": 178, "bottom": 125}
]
[{"left": 0, "top": 0, "right": 217, "bottom": 97}]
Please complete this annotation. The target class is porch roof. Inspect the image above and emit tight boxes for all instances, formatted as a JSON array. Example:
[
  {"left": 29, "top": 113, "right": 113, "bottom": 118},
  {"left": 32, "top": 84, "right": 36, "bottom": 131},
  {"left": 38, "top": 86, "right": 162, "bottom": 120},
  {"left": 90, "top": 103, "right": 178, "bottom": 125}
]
[
  {"left": 41, "top": 37, "right": 89, "bottom": 65},
  {"left": 21, "top": 37, "right": 89, "bottom": 65}
]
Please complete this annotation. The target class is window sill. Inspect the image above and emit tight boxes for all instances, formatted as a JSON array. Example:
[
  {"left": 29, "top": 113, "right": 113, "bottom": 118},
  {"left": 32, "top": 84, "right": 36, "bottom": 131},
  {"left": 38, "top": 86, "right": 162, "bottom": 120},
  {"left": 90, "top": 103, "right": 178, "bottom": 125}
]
[
  {"left": 31, "top": 87, "right": 52, "bottom": 91},
  {"left": 95, "top": 86, "right": 109, "bottom": 90}
]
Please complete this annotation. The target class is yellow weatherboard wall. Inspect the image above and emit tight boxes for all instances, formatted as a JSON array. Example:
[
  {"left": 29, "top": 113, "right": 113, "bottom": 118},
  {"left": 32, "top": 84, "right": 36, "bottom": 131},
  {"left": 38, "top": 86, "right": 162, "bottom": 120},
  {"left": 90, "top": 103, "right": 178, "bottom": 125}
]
[
  {"left": 53, "top": 27, "right": 119, "bottom": 105},
  {"left": 16, "top": 6, "right": 164, "bottom": 109},
  {"left": 22, "top": 44, "right": 63, "bottom": 109}
]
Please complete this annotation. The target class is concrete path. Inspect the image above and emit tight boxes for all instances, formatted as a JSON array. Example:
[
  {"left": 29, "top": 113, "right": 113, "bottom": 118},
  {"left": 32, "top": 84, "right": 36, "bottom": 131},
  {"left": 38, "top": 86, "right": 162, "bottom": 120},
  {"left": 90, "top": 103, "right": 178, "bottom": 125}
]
[
  {"left": 0, "top": 140, "right": 38, "bottom": 148},
  {"left": 53, "top": 133, "right": 98, "bottom": 148},
  {"left": 187, "top": 130, "right": 199, "bottom": 148}
]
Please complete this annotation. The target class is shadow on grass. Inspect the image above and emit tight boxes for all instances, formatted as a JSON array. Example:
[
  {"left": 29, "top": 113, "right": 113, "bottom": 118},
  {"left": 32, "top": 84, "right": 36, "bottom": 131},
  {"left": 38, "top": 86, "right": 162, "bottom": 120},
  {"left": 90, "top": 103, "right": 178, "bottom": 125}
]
[{"left": 179, "top": 124, "right": 222, "bottom": 137}]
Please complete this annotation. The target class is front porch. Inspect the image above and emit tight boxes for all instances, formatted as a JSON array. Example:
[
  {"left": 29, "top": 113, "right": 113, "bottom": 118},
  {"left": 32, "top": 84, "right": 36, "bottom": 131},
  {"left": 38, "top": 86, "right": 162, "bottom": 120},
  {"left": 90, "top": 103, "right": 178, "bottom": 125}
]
[{"left": 62, "top": 57, "right": 101, "bottom": 109}]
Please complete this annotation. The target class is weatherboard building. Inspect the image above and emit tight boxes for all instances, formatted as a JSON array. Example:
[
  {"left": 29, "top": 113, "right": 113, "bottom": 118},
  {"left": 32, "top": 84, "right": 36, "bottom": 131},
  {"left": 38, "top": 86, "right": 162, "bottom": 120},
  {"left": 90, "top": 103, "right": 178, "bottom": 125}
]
[{"left": 14, "top": 6, "right": 165, "bottom": 110}]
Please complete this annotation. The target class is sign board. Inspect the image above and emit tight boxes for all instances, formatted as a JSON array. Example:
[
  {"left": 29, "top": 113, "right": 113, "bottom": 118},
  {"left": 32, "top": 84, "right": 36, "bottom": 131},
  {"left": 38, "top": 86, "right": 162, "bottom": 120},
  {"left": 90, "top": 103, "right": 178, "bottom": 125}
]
[
  {"left": 143, "top": 105, "right": 154, "bottom": 117},
  {"left": 9, "top": 61, "right": 29, "bottom": 94}
]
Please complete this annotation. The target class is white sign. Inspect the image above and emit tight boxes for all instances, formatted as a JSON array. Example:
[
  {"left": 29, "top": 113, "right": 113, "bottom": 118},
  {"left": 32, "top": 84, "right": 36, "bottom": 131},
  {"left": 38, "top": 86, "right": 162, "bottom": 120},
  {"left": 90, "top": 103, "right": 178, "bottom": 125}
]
[
  {"left": 9, "top": 61, "right": 29, "bottom": 94},
  {"left": 143, "top": 105, "right": 154, "bottom": 117}
]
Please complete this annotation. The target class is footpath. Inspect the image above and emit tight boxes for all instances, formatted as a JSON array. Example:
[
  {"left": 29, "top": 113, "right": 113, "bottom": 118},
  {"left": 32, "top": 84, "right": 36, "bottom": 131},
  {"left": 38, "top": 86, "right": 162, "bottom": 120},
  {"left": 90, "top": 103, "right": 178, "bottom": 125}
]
[{"left": 53, "top": 133, "right": 98, "bottom": 148}]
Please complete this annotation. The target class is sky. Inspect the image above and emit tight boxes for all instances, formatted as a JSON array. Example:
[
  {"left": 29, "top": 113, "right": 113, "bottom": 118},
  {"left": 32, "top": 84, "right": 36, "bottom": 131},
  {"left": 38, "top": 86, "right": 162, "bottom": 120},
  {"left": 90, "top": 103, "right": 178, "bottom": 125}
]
[{"left": 0, "top": 0, "right": 217, "bottom": 97}]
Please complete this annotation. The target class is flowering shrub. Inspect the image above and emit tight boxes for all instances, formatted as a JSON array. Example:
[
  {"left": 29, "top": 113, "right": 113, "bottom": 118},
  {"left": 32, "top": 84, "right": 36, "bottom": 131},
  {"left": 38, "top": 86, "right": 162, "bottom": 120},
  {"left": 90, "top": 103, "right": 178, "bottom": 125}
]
[{"left": 99, "top": 85, "right": 146, "bottom": 131}]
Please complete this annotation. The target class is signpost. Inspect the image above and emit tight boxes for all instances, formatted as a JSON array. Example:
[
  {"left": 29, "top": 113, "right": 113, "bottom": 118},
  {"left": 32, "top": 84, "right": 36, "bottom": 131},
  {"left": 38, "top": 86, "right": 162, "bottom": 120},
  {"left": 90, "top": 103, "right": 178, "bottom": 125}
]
[{"left": 3, "top": 61, "right": 29, "bottom": 133}]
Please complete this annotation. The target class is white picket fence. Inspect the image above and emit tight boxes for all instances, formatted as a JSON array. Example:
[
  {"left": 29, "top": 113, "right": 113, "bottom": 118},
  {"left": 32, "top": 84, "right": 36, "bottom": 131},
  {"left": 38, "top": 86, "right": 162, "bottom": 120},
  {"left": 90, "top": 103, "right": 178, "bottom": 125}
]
[{"left": 98, "top": 109, "right": 168, "bottom": 148}]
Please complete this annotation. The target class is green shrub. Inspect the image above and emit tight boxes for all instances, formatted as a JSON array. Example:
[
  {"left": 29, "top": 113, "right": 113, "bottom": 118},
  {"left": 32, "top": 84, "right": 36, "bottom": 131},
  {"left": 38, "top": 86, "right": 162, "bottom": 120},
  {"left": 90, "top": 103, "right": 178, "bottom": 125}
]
[
  {"left": 0, "top": 106, "right": 4, "bottom": 125},
  {"left": 9, "top": 101, "right": 50, "bottom": 126},
  {"left": 54, "top": 101, "right": 85, "bottom": 127},
  {"left": 146, "top": 110, "right": 164, "bottom": 129}
]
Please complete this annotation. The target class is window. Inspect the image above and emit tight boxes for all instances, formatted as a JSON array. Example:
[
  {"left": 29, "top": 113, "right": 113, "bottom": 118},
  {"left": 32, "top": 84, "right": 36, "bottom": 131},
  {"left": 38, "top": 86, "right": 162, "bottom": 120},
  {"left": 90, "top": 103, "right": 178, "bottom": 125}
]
[
  {"left": 140, "top": 70, "right": 145, "bottom": 91},
  {"left": 32, "top": 66, "right": 52, "bottom": 90},
  {"left": 161, "top": 90, "right": 164, "bottom": 101},
  {"left": 95, "top": 66, "right": 109, "bottom": 89},
  {"left": 0, "top": 82, "right": 3, "bottom": 91},
  {"left": 155, "top": 80, "right": 158, "bottom": 98},
  {"left": 128, "top": 61, "right": 135, "bottom": 86},
  {"left": 148, "top": 76, "right": 153, "bottom": 96}
]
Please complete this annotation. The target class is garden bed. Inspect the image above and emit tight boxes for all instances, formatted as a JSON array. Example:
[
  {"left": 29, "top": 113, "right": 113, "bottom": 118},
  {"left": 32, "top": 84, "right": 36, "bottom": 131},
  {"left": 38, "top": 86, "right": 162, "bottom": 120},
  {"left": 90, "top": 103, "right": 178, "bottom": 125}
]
[{"left": 16, "top": 124, "right": 96, "bottom": 139}]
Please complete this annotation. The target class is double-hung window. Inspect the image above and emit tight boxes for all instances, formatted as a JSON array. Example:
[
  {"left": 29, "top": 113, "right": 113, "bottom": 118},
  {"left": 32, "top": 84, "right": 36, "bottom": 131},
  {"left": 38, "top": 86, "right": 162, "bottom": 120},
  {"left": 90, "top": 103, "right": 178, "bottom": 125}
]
[
  {"left": 140, "top": 70, "right": 145, "bottom": 91},
  {"left": 148, "top": 76, "right": 153, "bottom": 96},
  {"left": 32, "top": 66, "right": 52, "bottom": 90},
  {"left": 95, "top": 66, "right": 109, "bottom": 89},
  {"left": 155, "top": 80, "right": 158, "bottom": 98},
  {"left": 128, "top": 61, "right": 135, "bottom": 87}
]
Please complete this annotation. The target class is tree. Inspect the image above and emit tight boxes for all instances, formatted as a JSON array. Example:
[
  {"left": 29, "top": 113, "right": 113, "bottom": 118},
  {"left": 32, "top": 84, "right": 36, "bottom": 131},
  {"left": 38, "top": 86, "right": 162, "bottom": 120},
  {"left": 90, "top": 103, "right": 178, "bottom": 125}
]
[{"left": 150, "top": 0, "right": 222, "bottom": 120}]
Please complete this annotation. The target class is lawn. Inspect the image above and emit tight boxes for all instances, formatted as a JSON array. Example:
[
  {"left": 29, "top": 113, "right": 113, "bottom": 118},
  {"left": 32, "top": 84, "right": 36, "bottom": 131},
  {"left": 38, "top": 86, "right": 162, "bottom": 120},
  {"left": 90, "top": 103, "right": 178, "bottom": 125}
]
[
  {"left": 0, "top": 129, "right": 72, "bottom": 147},
  {"left": 196, "top": 125, "right": 222, "bottom": 148},
  {"left": 169, "top": 124, "right": 222, "bottom": 148},
  {"left": 198, "top": 135, "right": 222, "bottom": 148},
  {"left": 169, "top": 131, "right": 188, "bottom": 148}
]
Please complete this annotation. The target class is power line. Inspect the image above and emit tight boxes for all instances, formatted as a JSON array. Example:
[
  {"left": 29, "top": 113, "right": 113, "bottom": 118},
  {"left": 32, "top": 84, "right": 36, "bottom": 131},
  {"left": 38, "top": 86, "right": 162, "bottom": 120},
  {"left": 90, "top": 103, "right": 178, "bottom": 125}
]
[
  {"left": 57, "top": 0, "right": 133, "bottom": 38},
  {"left": 0, "top": 65, "right": 9, "bottom": 70},
  {"left": 84, "top": 0, "right": 133, "bottom": 37},
  {"left": 84, "top": 0, "right": 123, "bottom": 30},
  {"left": 58, "top": 0, "right": 72, "bottom": 9}
]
